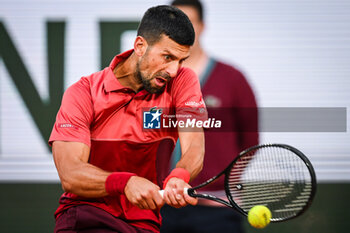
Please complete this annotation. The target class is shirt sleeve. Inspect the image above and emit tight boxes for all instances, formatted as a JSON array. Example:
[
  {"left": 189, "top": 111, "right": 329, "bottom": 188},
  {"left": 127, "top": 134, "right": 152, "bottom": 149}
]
[
  {"left": 171, "top": 67, "right": 208, "bottom": 122},
  {"left": 48, "top": 78, "right": 93, "bottom": 147}
]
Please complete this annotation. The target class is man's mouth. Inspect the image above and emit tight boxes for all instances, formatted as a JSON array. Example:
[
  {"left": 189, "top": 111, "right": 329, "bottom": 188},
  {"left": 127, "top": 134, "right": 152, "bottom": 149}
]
[{"left": 154, "top": 76, "right": 167, "bottom": 87}]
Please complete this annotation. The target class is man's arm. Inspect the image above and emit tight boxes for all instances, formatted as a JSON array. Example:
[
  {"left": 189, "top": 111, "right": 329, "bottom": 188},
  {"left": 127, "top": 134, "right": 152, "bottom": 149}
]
[
  {"left": 52, "top": 141, "right": 164, "bottom": 209},
  {"left": 162, "top": 128, "right": 205, "bottom": 207},
  {"left": 176, "top": 129, "right": 205, "bottom": 179},
  {"left": 52, "top": 141, "right": 110, "bottom": 197}
]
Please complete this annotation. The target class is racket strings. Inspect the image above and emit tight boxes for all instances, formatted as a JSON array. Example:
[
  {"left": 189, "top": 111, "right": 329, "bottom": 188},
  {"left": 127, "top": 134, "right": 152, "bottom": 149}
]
[{"left": 227, "top": 145, "right": 313, "bottom": 221}]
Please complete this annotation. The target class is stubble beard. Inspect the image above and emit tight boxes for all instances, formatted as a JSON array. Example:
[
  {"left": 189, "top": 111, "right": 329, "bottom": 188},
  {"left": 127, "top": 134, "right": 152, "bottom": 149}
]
[{"left": 136, "top": 60, "right": 166, "bottom": 94}]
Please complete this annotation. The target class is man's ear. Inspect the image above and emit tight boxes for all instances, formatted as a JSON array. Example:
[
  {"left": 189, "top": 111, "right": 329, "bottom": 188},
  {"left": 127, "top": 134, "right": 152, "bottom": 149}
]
[{"left": 134, "top": 36, "right": 148, "bottom": 57}]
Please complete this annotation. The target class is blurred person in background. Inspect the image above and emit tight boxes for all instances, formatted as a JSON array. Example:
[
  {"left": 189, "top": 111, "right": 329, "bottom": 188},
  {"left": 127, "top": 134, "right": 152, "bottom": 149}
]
[{"left": 160, "top": 0, "right": 259, "bottom": 232}]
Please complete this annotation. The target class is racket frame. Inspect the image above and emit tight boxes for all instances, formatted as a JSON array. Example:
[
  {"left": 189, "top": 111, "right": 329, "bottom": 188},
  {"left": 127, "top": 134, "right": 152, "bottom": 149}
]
[{"left": 188, "top": 143, "right": 317, "bottom": 222}]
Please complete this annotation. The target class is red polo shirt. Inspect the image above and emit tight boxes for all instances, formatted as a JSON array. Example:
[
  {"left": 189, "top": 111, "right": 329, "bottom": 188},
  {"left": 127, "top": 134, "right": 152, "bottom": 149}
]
[{"left": 49, "top": 49, "right": 206, "bottom": 232}]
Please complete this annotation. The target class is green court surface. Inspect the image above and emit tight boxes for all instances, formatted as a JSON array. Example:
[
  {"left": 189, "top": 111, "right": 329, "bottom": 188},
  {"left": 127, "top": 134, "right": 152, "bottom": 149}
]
[{"left": 0, "top": 183, "right": 349, "bottom": 233}]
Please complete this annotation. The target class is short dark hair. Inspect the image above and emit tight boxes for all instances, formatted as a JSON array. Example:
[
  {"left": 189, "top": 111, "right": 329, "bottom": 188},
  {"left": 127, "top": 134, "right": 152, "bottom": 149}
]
[
  {"left": 171, "top": 0, "right": 204, "bottom": 22},
  {"left": 137, "top": 5, "right": 195, "bottom": 46}
]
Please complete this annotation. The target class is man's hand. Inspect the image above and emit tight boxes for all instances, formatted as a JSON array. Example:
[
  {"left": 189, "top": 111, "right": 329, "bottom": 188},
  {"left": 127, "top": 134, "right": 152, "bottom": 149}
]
[
  {"left": 124, "top": 176, "right": 164, "bottom": 210},
  {"left": 163, "top": 177, "right": 198, "bottom": 208}
]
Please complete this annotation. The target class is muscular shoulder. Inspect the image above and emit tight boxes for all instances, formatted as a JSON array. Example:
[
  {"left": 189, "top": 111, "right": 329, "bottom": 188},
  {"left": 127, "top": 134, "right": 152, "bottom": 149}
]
[
  {"left": 167, "top": 67, "right": 198, "bottom": 93},
  {"left": 175, "top": 67, "right": 197, "bottom": 84},
  {"left": 166, "top": 67, "right": 204, "bottom": 108},
  {"left": 67, "top": 68, "right": 109, "bottom": 99},
  {"left": 62, "top": 67, "right": 110, "bottom": 116}
]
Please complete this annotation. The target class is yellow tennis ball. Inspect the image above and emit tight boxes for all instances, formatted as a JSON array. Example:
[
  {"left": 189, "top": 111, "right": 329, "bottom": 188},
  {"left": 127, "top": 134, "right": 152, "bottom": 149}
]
[{"left": 247, "top": 205, "right": 272, "bottom": 229}]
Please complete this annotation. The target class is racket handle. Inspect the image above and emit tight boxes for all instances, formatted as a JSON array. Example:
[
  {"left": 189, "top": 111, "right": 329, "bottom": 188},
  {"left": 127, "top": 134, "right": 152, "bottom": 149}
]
[{"left": 158, "top": 188, "right": 189, "bottom": 198}]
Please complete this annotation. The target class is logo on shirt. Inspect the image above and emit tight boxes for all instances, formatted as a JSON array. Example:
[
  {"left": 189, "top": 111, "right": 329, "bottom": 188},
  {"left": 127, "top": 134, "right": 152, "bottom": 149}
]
[
  {"left": 58, "top": 123, "right": 79, "bottom": 130},
  {"left": 184, "top": 100, "right": 205, "bottom": 107},
  {"left": 143, "top": 107, "right": 162, "bottom": 129}
]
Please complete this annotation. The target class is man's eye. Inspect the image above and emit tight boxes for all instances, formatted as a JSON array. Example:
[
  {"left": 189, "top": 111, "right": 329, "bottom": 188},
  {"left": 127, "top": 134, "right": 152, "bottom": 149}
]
[{"left": 164, "top": 55, "right": 171, "bottom": 60}]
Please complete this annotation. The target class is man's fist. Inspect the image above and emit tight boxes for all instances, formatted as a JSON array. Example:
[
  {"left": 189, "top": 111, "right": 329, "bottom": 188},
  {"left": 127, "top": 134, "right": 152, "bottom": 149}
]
[{"left": 124, "top": 176, "right": 164, "bottom": 210}]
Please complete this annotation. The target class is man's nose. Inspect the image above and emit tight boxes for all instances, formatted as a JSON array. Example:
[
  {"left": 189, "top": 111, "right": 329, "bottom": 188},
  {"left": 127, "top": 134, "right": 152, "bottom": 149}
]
[{"left": 166, "top": 61, "right": 180, "bottom": 78}]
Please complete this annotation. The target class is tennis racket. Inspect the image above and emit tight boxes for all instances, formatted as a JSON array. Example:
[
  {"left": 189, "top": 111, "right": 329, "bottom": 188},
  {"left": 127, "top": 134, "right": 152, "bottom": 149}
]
[{"left": 160, "top": 143, "right": 317, "bottom": 222}]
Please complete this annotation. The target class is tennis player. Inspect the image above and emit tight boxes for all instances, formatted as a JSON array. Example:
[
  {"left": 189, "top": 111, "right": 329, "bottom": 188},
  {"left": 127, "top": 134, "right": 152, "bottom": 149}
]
[{"left": 49, "top": 5, "right": 206, "bottom": 233}]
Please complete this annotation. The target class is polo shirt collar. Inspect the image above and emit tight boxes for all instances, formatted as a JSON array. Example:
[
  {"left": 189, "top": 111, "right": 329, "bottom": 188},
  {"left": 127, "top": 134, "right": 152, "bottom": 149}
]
[{"left": 104, "top": 49, "right": 134, "bottom": 92}]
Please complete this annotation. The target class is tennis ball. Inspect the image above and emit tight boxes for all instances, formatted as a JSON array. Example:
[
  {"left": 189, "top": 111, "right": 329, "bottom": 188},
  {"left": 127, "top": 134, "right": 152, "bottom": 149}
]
[{"left": 247, "top": 205, "right": 272, "bottom": 229}]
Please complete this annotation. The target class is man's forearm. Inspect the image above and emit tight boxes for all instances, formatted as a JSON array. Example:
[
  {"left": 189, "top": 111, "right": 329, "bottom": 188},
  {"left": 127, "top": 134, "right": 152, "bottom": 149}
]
[
  {"left": 176, "top": 129, "right": 205, "bottom": 181},
  {"left": 53, "top": 141, "right": 133, "bottom": 198},
  {"left": 57, "top": 159, "right": 111, "bottom": 197},
  {"left": 175, "top": 147, "right": 204, "bottom": 181}
]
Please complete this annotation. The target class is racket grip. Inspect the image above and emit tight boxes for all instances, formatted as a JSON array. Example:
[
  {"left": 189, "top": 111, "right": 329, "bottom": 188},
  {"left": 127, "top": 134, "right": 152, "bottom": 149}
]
[{"left": 158, "top": 188, "right": 189, "bottom": 198}]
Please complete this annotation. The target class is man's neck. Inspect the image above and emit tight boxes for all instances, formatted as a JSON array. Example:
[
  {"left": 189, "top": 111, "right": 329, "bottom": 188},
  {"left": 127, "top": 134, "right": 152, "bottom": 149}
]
[{"left": 113, "top": 52, "right": 142, "bottom": 92}]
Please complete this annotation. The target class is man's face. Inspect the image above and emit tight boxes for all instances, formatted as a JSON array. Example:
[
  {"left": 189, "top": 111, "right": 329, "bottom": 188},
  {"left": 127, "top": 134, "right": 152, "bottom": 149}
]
[{"left": 136, "top": 35, "right": 190, "bottom": 94}]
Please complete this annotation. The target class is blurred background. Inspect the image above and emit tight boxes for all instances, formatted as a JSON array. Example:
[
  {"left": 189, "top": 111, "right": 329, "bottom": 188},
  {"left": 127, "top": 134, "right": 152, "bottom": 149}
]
[{"left": 0, "top": 0, "right": 349, "bottom": 232}]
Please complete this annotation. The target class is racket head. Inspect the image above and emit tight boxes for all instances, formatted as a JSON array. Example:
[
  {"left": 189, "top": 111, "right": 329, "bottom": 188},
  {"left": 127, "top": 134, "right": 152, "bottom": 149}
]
[{"left": 224, "top": 144, "right": 317, "bottom": 222}]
